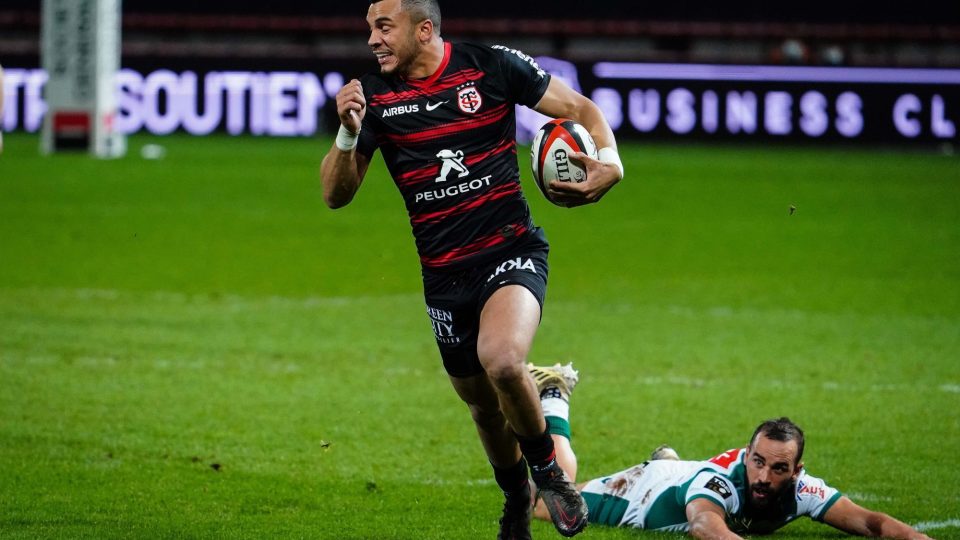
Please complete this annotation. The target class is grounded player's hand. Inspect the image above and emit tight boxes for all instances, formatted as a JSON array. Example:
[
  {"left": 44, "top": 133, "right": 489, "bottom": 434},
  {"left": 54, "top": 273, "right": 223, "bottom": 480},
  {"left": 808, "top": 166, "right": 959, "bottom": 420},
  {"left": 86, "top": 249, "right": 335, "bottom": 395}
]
[
  {"left": 548, "top": 152, "right": 621, "bottom": 207},
  {"left": 336, "top": 79, "right": 366, "bottom": 133}
]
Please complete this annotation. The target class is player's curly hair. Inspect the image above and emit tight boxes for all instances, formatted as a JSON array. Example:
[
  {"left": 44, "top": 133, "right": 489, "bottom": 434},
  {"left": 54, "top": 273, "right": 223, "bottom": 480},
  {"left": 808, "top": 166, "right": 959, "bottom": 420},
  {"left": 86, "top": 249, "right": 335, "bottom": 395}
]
[
  {"left": 750, "top": 417, "right": 805, "bottom": 466},
  {"left": 370, "top": 0, "right": 442, "bottom": 35}
]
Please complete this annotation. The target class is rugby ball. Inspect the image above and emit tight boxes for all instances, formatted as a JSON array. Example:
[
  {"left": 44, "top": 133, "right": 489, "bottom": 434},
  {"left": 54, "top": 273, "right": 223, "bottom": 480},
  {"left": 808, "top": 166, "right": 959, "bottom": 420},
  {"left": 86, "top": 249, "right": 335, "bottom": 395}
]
[{"left": 530, "top": 119, "right": 598, "bottom": 206}]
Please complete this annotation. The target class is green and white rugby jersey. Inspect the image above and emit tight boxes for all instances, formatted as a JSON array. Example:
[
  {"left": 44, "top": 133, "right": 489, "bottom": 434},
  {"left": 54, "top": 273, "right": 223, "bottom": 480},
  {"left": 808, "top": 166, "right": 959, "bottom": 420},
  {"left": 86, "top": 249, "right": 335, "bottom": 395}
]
[{"left": 581, "top": 447, "right": 842, "bottom": 534}]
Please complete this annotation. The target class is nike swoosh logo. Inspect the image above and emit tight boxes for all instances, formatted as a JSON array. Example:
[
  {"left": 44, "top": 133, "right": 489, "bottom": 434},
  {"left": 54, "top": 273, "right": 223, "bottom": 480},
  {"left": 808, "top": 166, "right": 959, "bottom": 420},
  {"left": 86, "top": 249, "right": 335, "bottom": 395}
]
[
  {"left": 553, "top": 499, "right": 581, "bottom": 532},
  {"left": 425, "top": 101, "right": 447, "bottom": 111}
]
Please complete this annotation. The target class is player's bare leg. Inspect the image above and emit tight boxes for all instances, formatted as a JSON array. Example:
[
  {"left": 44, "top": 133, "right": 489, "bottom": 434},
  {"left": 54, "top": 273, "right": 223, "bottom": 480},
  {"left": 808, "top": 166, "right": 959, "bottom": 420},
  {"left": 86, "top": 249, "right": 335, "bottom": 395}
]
[
  {"left": 449, "top": 371, "right": 532, "bottom": 540},
  {"left": 449, "top": 372, "right": 532, "bottom": 539},
  {"left": 477, "top": 286, "right": 588, "bottom": 537},
  {"left": 476, "top": 285, "right": 544, "bottom": 437},
  {"left": 448, "top": 373, "right": 522, "bottom": 467}
]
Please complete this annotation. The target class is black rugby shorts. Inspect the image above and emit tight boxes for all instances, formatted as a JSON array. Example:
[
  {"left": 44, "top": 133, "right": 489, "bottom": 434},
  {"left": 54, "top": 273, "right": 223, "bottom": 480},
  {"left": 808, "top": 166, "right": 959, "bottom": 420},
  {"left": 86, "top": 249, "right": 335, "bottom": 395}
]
[{"left": 421, "top": 229, "right": 549, "bottom": 378}]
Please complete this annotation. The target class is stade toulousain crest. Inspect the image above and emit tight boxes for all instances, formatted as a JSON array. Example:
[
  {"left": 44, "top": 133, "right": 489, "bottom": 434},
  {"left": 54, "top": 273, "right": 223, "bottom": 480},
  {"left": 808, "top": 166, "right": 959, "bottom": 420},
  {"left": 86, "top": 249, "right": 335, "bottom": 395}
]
[{"left": 457, "top": 84, "right": 482, "bottom": 114}]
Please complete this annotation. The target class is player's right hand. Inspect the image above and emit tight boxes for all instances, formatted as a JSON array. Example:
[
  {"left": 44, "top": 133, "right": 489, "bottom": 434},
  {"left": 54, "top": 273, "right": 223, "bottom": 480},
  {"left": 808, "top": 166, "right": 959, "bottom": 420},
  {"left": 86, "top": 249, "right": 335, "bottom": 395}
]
[
  {"left": 336, "top": 79, "right": 366, "bottom": 133},
  {"left": 547, "top": 152, "right": 621, "bottom": 207}
]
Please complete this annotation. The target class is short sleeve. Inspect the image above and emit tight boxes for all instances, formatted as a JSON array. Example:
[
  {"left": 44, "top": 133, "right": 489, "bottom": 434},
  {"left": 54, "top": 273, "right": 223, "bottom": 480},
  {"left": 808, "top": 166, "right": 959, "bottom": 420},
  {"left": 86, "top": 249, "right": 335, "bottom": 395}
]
[
  {"left": 356, "top": 112, "right": 378, "bottom": 160},
  {"left": 684, "top": 471, "right": 739, "bottom": 515},
  {"left": 490, "top": 45, "right": 552, "bottom": 108},
  {"left": 355, "top": 74, "right": 379, "bottom": 160},
  {"left": 795, "top": 472, "right": 842, "bottom": 521}
]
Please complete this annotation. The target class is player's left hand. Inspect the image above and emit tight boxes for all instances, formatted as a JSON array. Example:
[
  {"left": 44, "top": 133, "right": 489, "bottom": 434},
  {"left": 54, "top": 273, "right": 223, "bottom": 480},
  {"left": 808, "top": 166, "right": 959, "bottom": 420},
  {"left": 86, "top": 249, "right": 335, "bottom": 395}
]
[{"left": 547, "top": 152, "right": 621, "bottom": 207}]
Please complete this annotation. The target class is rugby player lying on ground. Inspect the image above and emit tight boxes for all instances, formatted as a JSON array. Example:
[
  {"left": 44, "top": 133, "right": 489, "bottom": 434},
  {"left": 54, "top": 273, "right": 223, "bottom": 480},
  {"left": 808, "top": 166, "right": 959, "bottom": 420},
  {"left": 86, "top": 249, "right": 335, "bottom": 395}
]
[{"left": 526, "top": 363, "right": 934, "bottom": 540}]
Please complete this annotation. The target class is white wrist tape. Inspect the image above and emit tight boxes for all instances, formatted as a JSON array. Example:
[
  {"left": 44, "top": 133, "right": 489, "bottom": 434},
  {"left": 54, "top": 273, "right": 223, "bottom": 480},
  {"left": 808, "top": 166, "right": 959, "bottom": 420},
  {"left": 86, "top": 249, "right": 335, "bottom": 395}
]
[
  {"left": 335, "top": 125, "right": 360, "bottom": 151},
  {"left": 598, "top": 147, "right": 624, "bottom": 179}
]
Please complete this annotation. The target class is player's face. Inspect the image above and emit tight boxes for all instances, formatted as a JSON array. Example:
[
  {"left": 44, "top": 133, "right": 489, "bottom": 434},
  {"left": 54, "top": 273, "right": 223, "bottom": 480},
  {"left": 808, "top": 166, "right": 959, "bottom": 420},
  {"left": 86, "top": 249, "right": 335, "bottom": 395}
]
[
  {"left": 744, "top": 435, "right": 801, "bottom": 509},
  {"left": 367, "top": 0, "right": 421, "bottom": 76}
]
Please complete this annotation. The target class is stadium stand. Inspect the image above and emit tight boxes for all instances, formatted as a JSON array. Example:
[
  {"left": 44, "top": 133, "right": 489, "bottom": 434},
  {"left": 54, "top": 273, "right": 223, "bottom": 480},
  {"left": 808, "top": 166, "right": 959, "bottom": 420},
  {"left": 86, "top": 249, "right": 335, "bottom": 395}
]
[{"left": 1, "top": 2, "right": 957, "bottom": 66}]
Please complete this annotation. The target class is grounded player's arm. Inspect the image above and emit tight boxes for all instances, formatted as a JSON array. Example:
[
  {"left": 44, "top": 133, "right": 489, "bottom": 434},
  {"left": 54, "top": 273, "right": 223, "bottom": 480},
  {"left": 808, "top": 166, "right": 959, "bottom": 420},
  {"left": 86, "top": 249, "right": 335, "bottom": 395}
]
[
  {"left": 320, "top": 78, "right": 370, "bottom": 209},
  {"left": 533, "top": 77, "right": 622, "bottom": 205},
  {"left": 822, "top": 496, "right": 934, "bottom": 540},
  {"left": 685, "top": 498, "right": 744, "bottom": 540}
]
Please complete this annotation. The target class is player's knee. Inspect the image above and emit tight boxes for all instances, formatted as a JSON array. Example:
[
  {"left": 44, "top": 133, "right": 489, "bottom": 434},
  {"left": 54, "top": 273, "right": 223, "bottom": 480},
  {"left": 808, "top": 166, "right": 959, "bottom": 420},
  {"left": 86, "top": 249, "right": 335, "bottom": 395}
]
[{"left": 482, "top": 355, "right": 526, "bottom": 388}]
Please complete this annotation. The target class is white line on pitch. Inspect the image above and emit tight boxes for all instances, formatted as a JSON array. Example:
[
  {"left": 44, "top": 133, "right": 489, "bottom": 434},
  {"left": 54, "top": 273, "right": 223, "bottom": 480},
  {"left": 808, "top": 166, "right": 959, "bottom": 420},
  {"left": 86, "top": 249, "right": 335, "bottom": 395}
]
[{"left": 914, "top": 519, "right": 960, "bottom": 531}]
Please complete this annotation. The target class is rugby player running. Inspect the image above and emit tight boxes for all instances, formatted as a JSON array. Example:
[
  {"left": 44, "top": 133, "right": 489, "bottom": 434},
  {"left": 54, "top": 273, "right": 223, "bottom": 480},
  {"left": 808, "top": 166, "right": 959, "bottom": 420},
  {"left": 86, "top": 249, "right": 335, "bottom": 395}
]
[{"left": 319, "top": 1, "right": 623, "bottom": 538}]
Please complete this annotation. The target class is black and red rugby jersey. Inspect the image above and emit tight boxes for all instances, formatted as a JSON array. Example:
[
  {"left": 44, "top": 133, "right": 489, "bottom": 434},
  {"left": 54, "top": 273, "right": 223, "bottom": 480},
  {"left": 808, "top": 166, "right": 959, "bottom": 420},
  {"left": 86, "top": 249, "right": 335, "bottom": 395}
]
[{"left": 356, "top": 42, "right": 552, "bottom": 270}]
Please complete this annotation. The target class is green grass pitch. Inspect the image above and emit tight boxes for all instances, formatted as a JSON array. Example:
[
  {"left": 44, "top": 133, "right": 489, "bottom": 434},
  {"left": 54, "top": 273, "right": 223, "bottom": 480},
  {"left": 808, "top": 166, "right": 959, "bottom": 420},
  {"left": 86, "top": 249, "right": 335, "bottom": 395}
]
[{"left": 1, "top": 132, "right": 958, "bottom": 539}]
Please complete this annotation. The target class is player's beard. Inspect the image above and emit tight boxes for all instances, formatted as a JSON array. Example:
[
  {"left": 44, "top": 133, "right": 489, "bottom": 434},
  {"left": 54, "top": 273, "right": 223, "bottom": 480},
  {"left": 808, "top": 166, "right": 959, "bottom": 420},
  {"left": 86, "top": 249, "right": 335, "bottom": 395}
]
[
  {"left": 748, "top": 480, "right": 792, "bottom": 513},
  {"left": 748, "top": 482, "right": 774, "bottom": 508}
]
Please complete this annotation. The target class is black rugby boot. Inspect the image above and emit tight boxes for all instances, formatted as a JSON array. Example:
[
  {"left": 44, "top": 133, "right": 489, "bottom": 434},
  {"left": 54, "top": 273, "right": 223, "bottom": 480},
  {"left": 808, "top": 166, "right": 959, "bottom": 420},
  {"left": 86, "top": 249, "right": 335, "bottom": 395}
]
[
  {"left": 532, "top": 461, "right": 588, "bottom": 537},
  {"left": 497, "top": 480, "right": 533, "bottom": 540}
]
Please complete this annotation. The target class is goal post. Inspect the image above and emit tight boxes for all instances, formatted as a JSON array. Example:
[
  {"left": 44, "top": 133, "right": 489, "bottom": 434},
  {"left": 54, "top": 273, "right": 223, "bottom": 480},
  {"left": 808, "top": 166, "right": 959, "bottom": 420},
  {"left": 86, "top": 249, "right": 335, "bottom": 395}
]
[{"left": 41, "top": 0, "right": 125, "bottom": 158}]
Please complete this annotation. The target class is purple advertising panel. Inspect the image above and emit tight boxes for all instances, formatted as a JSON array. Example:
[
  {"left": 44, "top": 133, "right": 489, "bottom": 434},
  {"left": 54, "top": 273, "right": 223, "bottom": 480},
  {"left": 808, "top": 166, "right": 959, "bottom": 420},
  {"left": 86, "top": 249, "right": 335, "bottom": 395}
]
[{"left": 3, "top": 59, "right": 958, "bottom": 145}]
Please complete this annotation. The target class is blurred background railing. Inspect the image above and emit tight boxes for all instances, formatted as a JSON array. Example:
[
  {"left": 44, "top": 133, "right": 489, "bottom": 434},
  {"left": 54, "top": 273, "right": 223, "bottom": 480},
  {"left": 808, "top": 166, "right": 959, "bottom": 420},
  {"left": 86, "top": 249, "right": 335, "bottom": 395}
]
[
  {"left": 3, "top": 2, "right": 958, "bottom": 146},
  {"left": 2, "top": 2, "right": 959, "bottom": 67}
]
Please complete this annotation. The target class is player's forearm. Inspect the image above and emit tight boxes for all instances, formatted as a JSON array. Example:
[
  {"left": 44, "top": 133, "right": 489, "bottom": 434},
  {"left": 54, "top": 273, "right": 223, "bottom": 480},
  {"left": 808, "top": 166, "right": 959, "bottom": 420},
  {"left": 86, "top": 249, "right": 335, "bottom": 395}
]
[
  {"left": 320, "top": 147, "right": 362, "bottom": 209},
  {"left": 688, "top": 515, "right": 744, "bottom": 540},
  {"left": 535, "top": 81, "right": 616, "bottom": 151},
  {"left": 564, "top": 96, "right": 623, "bottom": 181},
  {"left": 571, "top": 97, "right": 617, "bottom": 152},
  {"left": 868, "top": 513, "right": 932, "bottom": 540},
  {"left": 689, "top": 525, "right": 743, "bottom": 540}
]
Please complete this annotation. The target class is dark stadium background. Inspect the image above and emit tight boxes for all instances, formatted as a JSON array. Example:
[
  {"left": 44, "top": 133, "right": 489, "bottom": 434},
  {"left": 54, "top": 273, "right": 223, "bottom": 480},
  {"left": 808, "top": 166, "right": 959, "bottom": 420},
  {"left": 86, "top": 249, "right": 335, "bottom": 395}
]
[
  {"left": 5, "top": 1, "right": 957, "bottom": 23},
  {"left": 2, "top": 1, "right": 958, "bottom": 145},
  {"left": 3, "top": 1, "right": 957, "bottom": 63}
]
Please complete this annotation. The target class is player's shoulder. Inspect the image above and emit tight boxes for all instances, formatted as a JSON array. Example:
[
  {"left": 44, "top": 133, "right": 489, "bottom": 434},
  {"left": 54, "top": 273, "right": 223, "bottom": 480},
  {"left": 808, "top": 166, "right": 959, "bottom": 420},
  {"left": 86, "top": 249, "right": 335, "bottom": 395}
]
[
  {"left": 682, "top": 466, "right": 741, "bottom": 511},
  {"left": 454, "top": 42, "right": 544, "bottom": 73},
  {"left": 793, "top": 469, "right": 833, "bottom": 501},
  {"left": 703, "top": 447, "right": 748, "bottom": 473},
  {"left": 489, "top": 44, "right": 546, "bottom": 75},
  {"left": 793, "top": 468, "right": 843, "bottom": 519},
  {"left": 694, "top": 449, "right": 749, "bottom": 492},
  {"left": 448, "top": 41, "right": 501, "bottom": 67}
]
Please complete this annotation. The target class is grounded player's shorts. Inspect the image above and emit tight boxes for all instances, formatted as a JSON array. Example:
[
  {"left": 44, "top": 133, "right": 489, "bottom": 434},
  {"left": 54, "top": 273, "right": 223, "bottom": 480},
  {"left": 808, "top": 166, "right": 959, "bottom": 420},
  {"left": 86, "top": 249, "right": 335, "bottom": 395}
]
[
  {"left": 421, "top": 228, "right": 549, "bottom": 378},
  {"left": 580, "top": 459, "right": 703, "bottom": 530}
]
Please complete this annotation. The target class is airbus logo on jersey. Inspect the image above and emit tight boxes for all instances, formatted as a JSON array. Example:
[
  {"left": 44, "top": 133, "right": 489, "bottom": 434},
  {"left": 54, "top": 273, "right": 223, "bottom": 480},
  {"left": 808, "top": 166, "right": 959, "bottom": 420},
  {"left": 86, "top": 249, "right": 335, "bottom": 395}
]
[
  {"left": 382, "top": 100, "right": 449, "bottom": 118},
  {"left": 487, "top": 257, "right": 537, "bottom": 283},
  {"left": 382, "top": 104, "right": 419, "bottom": 118}
]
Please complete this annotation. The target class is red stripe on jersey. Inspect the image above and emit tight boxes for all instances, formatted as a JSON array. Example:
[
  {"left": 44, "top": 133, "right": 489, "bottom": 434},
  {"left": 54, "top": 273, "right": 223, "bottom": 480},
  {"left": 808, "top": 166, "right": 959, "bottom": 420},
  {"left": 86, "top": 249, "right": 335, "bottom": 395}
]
[
  {"left": 395, "top": 138, "right": 516, "bottom": 188},
  {"left": 369, "top": 69, "right": 484, "bottom": 106},
  {"left": 420, "top": 223, "right": 529, "bottom": 267},
  {"left": 411, "top": 183, "right": 521, "bottom": 225},
  {"left": 382, "top": 103, "right": 510, "bottom": 145},
  {"left": 406, "top": 41, "right": 452, "bottom": 88}
]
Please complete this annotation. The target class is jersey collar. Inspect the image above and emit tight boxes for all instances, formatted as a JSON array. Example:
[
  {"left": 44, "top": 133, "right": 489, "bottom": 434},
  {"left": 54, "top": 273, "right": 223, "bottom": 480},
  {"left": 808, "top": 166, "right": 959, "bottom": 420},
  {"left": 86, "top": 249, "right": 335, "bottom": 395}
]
[{"left": 404, "top": 41, "right": 452, "bottom": 89}]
